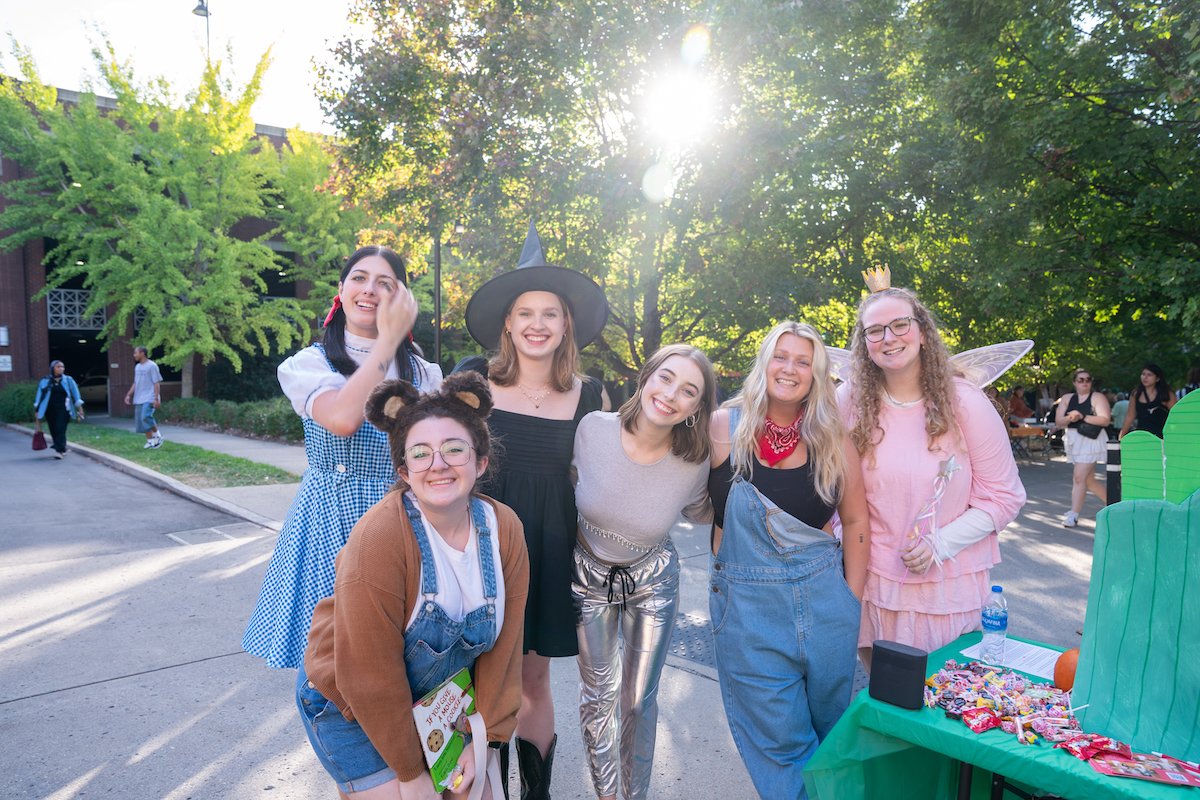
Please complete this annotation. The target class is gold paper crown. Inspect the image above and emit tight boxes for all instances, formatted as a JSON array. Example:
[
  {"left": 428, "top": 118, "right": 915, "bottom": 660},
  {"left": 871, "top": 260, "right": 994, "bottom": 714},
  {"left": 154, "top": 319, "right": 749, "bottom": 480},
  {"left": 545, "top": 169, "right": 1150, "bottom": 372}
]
[{"left": 861, "top": 265, "right": 892, "bottom": 293}]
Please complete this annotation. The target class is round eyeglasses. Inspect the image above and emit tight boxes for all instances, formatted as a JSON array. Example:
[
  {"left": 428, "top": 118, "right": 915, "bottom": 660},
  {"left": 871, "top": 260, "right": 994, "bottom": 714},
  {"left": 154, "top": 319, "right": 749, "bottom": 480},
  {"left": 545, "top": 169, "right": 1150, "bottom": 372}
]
[
  {"left": 863, "top": 316, "right": 914, "bottom": 343},
  {"left": 404, "top": 439, "right": 475, "bottom": 472}
]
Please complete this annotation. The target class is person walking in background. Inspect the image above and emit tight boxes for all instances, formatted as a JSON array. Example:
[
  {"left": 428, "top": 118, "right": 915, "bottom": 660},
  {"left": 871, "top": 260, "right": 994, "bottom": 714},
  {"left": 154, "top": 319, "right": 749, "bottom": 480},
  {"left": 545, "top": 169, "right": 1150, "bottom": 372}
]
[
  {"left": 34, "top": 360, "right": 85, "bottom": 459},
  {"left": 708, "top": 322, "right": 869, "bottom": 799},
  {"left": 1175, "top": 366, "right": 1199, "bottom": 400},
  {"left": 1118, "top": 363, "right": 1176, "bottom": 440},
  {"left": 124, "top": 346, "right": 163, "bottom": 449},
  {"left": 297, "top": 373, "right": 526, "bottom": 800},
  {"left": 243, "top": 245, "right": 440, "bottom": 670},
  {"left": 1055, "top": 369, "right": 1111, "bottom": 527},
  {"left": 841, "top": 278, "right": 1025, "bottom": 669},
  {"left": 571, "top": 344, "right": 716, "bottom": 800},
  {"left": 1109, "top": 393, "right": 1129, "bottom": 437},
  {"left": 456, "top": 221, "right": 610, "bottom": 800}
]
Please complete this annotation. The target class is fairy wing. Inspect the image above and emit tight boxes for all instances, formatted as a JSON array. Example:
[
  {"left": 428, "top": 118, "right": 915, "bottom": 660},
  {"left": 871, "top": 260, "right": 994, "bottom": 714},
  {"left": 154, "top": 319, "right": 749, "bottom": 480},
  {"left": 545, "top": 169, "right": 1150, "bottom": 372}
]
[
  {"left": 950, "top": 341, "right": 1034, "bottom": 388},
  {"left": 826, "top": 347, "right": 852, "bottom": 383}
]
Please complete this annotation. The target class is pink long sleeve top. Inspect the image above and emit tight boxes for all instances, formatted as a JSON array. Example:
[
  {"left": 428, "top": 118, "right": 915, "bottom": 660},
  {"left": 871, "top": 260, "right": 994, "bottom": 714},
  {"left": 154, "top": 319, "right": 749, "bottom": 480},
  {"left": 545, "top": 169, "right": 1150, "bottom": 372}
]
[{"left": 842, "top": 378, "right": 1026, "bottom": 618}]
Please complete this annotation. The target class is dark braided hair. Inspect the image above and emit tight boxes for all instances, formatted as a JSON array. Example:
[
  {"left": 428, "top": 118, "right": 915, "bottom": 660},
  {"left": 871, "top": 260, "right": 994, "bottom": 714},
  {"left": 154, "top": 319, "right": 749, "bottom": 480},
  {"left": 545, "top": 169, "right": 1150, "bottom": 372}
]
[{"left": 322, "top": 245, "right": 430, "bottom": 385}]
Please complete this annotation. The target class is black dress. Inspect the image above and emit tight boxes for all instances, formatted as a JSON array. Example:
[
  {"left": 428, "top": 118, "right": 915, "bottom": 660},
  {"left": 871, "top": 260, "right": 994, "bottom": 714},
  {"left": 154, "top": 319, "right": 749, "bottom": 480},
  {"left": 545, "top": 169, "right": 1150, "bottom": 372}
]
[{"left": 456, "top": 358, "right": 604, "bottom": 656}]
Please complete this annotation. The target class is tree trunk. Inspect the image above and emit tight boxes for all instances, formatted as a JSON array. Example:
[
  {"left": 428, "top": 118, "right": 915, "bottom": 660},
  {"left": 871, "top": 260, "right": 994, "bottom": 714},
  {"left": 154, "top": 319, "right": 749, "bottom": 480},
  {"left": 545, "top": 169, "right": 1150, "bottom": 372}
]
[{"left": 181, "top": 354, "right": 194, "bottom": 398}]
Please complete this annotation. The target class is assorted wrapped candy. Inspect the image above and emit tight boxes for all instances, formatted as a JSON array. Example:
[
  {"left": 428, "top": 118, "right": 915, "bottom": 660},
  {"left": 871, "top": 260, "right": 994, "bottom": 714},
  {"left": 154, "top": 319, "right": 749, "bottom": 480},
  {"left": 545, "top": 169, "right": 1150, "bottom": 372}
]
[{"left": 924, "top": 659, "right": 1082, "bottom": 745}]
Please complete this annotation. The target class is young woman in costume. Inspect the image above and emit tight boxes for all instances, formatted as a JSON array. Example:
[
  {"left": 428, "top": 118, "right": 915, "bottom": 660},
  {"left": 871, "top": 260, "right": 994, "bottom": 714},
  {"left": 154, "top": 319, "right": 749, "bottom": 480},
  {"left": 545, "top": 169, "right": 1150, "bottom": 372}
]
[
  {"left": 1055, "top": 368, "right": 1112, "bottom": 528},
  {"left": 841, "top": 278, "right": 1025, "bottom": 670},
  {"left": 571, "top": 344, "right": 716, "bottom": 800},
  {"left": 298, "top": 372, "right": 527, "bottom": 800},
  {"left": 458, "top": 223, "right": 609, "bottom": 799},
  {"left": 707, "top": 322, "right": 870, "bottom": 799},
  {"left": 243, "top": 245, "right": 442, "bottom": 669}
]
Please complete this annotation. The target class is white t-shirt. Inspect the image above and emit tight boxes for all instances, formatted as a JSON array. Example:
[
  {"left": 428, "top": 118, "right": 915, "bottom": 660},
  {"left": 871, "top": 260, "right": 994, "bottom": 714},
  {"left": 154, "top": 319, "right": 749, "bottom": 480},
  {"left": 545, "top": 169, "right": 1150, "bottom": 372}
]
[
  {"left": 132, "top": 360, "right": 163, "bottom": 404},
  {"left": 277, "top": 332, "right": 444, "bottom": 419},
  {"left": 403, "top": 492, "right": 506, "bottom": 634}
]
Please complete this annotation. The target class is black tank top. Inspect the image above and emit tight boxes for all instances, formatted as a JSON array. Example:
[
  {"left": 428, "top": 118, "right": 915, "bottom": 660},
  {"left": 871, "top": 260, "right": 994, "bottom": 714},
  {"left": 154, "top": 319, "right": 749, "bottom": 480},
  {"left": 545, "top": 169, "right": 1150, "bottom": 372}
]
[
  {"left": 1135, "top": 388, "right": 1169, "bottom": 438},
  {"left": 1065, "top": 392, "right": 1096, "bottom": 430},
  {"left": 708, "top": 456, "right": 836, "bottom": 530}
]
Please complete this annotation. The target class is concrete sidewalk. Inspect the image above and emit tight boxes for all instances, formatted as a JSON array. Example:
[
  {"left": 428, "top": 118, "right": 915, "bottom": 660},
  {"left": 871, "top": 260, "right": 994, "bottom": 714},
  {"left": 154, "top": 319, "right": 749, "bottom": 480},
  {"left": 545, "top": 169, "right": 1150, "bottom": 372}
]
[{"left": 1, "top": 420, "right": 1098, "bottom": 799}]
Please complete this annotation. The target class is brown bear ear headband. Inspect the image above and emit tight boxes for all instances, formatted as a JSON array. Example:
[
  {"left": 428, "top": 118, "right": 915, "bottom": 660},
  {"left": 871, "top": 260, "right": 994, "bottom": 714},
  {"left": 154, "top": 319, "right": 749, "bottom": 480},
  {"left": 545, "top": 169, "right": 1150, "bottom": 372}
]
[{"left": 365, "top": 371, "right": 494, "bottom": 436}]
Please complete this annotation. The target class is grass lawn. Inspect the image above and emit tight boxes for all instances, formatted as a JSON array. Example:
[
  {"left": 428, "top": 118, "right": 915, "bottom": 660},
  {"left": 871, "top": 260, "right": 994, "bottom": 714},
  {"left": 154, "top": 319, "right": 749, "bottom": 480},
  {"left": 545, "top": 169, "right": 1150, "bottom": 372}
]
[{"left": 65, "top": 423, "right": 300, "bottom": 489}]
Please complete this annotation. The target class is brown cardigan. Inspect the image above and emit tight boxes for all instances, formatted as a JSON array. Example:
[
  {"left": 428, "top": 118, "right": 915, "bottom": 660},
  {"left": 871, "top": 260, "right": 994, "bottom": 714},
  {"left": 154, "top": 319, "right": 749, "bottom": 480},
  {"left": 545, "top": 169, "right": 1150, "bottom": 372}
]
[{"left": 303, "top": 492, "right": 529, "bottom": 782}]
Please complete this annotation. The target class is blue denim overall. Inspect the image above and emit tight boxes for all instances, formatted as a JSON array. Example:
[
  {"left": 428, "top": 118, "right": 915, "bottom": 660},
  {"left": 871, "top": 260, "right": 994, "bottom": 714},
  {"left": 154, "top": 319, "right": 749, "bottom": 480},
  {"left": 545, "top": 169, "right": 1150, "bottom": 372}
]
[
  {"left": 297, "top": 494, "right": 499, "bottom": 792},
  {"left": 709, "top": 408, "right": 861, "bottom": 800}
]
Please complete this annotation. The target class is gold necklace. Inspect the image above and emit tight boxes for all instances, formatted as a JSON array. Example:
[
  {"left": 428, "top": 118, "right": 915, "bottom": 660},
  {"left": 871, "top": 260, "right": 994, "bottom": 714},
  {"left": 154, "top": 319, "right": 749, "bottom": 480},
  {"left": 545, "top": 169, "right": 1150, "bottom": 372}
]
[{"left": 517, "top": 382, "right": 554, "bottom": 409}]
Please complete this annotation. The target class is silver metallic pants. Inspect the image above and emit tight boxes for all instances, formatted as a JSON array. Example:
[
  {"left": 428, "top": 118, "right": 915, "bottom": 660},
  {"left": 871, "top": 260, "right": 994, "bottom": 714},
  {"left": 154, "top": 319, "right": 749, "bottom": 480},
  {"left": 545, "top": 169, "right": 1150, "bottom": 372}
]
[{"left": 572, "top": 538, "right": 680, "bottom": 800}]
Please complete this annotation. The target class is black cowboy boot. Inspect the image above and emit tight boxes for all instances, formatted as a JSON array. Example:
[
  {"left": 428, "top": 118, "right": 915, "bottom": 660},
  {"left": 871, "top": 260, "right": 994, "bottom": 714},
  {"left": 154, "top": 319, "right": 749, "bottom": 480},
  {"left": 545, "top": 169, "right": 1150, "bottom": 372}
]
[
  {"left": 515, "top": 734, "right": 556, "bottom": 800},
  {"left": 497, "top": 741, "right": 510, "bottom": 800}
]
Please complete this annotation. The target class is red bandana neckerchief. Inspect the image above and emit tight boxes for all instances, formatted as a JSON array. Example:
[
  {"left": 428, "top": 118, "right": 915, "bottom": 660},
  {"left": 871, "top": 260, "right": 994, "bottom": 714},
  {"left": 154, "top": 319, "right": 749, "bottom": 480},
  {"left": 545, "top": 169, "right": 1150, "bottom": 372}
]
[{"left": 757, "top": 411, "right": 803, "bottom": 466}]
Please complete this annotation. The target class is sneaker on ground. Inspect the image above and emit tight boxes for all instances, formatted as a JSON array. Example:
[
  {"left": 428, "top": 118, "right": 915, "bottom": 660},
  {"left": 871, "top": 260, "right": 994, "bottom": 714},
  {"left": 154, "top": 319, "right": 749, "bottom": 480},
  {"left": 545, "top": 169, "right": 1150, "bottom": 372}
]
[
  {"left": 53, "top": 451, "right": 63, "bottom": 459},
  {"left": 1062, "top": 511, "right": 1079, "bottom": 528},
  {"left": 150, "top": 434, "right": 164, "bottom": 449},
  {"left": 143, "top": 438, "right": 157, "bottom": 449}
]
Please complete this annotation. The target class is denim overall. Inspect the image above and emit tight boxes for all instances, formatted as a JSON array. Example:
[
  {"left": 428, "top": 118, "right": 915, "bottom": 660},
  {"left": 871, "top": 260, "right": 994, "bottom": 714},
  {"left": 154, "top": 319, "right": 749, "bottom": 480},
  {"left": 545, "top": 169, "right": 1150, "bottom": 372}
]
[
  {"left": 297, "top": 494, "right": 499, "bottom": 792},
  {"left": 709, "top": 408, "right": 861, "bottom": 800},
  {"left": 402, "top": 493, "right": 500, "bottom": 698}
]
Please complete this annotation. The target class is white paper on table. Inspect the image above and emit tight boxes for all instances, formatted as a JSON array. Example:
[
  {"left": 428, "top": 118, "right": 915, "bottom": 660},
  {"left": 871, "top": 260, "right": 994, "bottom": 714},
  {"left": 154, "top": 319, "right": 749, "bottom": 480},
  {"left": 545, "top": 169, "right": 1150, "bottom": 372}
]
[{"left": 958, "top": 640, "right": 1061, "bottom": 680}]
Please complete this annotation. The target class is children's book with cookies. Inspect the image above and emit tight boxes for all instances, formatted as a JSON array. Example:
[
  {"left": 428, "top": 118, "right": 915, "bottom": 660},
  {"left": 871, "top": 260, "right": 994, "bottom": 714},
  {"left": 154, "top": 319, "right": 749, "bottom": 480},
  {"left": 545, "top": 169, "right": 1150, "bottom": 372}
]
[{"left": 412, "top": 667, "right": 476, "bottom": 792}]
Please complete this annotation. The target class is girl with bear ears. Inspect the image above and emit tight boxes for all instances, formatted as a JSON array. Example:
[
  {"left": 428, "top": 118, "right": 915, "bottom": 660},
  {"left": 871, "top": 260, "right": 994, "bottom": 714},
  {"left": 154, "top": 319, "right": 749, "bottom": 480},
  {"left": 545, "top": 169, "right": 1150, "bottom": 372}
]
[{"left": 297, "top": 372, "right": 527, "bottom": 800}]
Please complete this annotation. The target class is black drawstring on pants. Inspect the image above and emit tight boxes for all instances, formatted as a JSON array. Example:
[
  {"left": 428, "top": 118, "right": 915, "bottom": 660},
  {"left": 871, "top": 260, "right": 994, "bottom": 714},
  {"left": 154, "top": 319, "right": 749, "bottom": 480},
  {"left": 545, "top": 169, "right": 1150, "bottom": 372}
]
[{"left": 604, "top": 564, "right": 636, "bottom": 611}]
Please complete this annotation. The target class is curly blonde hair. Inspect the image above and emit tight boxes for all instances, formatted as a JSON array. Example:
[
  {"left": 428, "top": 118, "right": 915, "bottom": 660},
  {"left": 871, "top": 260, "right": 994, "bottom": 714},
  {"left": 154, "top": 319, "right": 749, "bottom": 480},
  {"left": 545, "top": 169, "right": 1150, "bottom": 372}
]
[
  {"left": 723, "top": 321, "right": 847, "bottom": 506},
  {"left": 848, "top": 287, "right": 962, "bottom": 468}
]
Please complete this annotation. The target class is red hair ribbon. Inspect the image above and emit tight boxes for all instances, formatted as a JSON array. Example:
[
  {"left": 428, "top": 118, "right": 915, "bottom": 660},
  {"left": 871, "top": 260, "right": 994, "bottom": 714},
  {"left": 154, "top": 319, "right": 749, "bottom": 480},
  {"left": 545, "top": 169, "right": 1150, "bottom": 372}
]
[{"left": 323, "top": 296, "right": 342, "bottom": 327}]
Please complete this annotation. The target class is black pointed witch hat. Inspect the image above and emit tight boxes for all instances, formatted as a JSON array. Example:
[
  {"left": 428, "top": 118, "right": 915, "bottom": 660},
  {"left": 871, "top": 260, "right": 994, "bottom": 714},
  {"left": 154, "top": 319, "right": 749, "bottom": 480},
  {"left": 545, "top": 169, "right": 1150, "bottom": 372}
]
[{"left": 464, "top": 220, "right": 609, "bottom": 350}]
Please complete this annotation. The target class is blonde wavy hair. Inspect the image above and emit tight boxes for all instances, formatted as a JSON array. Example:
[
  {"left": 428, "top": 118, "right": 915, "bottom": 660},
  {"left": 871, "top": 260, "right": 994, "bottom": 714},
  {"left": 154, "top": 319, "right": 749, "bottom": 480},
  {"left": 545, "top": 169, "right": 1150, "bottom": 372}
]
[
  {"left": 724, "top": 321, "right": 847, "bottom": 507},
  {"left": 848, "top": 287, "right": 962, "bottom": 468}
]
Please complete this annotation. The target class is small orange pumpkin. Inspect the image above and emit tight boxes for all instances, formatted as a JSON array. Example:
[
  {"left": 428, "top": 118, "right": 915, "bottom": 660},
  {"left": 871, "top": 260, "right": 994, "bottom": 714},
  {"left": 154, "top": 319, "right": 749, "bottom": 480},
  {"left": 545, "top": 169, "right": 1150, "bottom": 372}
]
[{"left": 1055, "top": 649, "right": 1080, "bottom": 691}]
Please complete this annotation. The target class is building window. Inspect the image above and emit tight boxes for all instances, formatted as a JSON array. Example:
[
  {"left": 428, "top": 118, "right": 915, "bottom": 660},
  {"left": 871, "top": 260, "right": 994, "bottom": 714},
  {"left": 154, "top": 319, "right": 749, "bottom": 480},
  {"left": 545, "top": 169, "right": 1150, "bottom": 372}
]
[{"left": 47, "top": 289, "right": 106, "bottom": 330}]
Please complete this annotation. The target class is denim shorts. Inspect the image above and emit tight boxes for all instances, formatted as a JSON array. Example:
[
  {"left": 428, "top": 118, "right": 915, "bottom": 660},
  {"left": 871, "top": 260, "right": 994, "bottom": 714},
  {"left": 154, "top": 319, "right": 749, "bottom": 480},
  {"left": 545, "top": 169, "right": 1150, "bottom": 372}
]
[
  {"left": 133, "top": 403, "right": 157, "bottom": 433},
  {"left": 296, "top": 664, "right": 397, "bottom": 793}
]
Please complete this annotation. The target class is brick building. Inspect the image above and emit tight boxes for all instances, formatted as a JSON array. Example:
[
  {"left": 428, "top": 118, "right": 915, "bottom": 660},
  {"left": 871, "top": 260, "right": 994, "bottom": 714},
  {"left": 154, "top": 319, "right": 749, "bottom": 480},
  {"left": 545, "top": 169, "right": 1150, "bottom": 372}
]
[{"left": 0, "top": 88, "right": 307, "bottom": 413}]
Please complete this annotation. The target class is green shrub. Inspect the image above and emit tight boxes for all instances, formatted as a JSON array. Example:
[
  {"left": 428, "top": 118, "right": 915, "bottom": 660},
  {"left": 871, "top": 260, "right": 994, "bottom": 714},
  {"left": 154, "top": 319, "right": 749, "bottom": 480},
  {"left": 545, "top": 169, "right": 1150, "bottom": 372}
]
[
  {"left": 160, "top": 397, "right": 213, "bottom": 424},
  {"left": 157, "top": 394, "right": 303, "bottom": 441},
  {"left": 0, "top": 380, "right": 39, "bottom": 423}
]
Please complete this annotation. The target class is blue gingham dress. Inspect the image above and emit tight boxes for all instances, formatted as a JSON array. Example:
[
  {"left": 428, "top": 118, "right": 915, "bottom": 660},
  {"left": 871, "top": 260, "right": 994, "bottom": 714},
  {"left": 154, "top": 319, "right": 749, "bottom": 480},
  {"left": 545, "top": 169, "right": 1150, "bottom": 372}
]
[{"left": 242, "top": 345, "right": 431, "bottom": 669}]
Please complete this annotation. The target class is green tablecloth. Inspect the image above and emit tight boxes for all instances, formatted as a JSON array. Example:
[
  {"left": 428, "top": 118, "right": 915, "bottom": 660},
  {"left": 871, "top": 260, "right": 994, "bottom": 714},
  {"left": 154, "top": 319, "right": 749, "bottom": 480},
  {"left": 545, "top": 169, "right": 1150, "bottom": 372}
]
[{"left": 803, "top": 632, "right": 1193, "bottom": 800}]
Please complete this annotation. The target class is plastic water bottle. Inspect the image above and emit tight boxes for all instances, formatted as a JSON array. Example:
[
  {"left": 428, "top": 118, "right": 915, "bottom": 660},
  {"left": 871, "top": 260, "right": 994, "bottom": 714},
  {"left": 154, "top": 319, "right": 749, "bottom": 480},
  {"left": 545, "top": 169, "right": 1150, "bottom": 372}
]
[{"left": 981, "top": 585, "right": 1008, "bottom": 663}]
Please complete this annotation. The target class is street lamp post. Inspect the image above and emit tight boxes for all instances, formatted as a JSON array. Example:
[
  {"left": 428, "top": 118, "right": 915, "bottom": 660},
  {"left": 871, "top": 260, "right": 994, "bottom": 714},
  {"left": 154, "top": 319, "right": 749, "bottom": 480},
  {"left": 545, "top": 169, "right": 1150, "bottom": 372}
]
[
  {"left": 433, "top": 225, "right": 442, "bottom": 367},
  {"left": 431, "top": 219, "right": 466, "bottom": 368},
  {"left": 192, "top": 0, "right": 210, "bottom": 58}
]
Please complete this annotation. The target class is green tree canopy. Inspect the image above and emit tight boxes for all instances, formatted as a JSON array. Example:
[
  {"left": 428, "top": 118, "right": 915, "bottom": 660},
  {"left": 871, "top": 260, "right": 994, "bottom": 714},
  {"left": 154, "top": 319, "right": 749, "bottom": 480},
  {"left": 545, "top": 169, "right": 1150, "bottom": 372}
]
[{"left": 0, "top": 42, "right": 364, "bottom": 395}]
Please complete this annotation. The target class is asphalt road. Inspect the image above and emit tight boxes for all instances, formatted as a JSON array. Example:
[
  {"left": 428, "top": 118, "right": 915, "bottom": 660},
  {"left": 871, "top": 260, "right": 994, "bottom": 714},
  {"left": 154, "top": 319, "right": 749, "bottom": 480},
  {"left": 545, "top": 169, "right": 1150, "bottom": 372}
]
[{"left": 0, "top": 428, "right": 315, "bottom": 800}]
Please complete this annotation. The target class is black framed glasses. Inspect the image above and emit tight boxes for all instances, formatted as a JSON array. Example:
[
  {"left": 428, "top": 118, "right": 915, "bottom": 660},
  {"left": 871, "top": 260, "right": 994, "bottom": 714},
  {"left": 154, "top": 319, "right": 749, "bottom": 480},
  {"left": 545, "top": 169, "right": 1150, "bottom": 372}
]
[
  {"left": 1074, "top": 377, "right": 1092, "bottom": 384},
  {"left": 863, "top": 317, "right": 915, "bottom": 343},
  {"left": 404, "top": 439, "right": 475, "bottom": 472}
]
